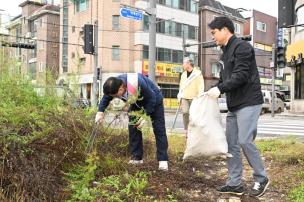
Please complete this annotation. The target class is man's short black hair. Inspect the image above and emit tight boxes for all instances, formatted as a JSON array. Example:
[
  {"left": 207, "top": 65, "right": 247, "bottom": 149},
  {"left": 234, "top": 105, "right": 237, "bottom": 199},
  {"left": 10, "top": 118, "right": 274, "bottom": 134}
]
[
  {"left": 208, "top": 16, "right": 235, "bottom": 34},
  {"left": 103, "top": 77, "right": 123, "bottom": 95}
]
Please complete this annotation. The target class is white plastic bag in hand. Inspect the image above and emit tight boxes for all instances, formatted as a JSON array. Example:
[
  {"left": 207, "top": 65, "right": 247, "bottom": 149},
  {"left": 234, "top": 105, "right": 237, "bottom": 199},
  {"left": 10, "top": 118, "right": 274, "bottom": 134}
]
[
  {"left": 111, "top": 98, "right": 126, "bottom": 111},
  {"left": 183, "top": 94, "right": 228, "bottom": 159}
]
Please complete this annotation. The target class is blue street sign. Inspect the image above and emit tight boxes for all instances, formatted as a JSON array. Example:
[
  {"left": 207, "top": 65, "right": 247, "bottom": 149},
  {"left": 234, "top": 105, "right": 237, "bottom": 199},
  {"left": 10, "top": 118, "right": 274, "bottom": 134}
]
[
  {"left": 277, "top": 28, "right": 284, "bottom": 47},
  {"left": 120, "top": 7, "right": 143, "bottom": 21}
]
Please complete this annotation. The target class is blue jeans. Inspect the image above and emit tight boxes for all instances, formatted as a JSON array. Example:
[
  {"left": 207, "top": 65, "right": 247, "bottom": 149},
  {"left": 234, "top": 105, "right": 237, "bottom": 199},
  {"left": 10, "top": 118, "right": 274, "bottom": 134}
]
[
  {"left": 128, "top": 102, "right": 168, "bottom": 161},
  {"left": 226, "top": 104, "right": 267, "bottom": 186}
]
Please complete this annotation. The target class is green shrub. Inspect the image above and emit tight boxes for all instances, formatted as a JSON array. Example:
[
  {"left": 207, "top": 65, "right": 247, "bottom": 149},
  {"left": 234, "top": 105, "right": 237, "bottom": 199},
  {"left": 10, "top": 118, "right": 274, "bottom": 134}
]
[{"left": 289, "top": 183, "right": 304, "bottom": 202}]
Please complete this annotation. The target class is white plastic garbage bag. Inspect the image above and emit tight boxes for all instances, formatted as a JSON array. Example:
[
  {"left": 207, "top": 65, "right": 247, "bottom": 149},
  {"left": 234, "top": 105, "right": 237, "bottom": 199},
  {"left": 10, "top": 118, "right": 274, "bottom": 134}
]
[{"left": 183, "top": 95, "right": 228, "bottom": 159}]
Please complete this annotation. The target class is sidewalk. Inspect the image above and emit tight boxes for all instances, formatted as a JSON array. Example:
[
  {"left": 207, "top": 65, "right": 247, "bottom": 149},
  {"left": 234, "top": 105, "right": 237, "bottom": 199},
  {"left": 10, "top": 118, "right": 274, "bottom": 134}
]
[{"left": 277, "top": 110, "right": 304, "bottom": 118}]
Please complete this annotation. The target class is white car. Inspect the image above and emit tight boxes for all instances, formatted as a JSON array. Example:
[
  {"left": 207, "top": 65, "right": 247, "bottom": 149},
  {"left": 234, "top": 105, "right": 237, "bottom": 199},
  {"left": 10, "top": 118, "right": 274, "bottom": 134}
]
[
  {"left": 218, "top": 98, "right": 228, "bottom": 113},
  {"left": 261, "top": 90, "right": 285, "bottom": 113}
]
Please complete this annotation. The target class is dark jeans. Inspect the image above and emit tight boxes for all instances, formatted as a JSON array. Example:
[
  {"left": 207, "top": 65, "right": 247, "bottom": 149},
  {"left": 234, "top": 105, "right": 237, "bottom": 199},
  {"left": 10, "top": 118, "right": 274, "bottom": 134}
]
[{"left": 128, "top": 102, "right": 169, "bottom": 161}]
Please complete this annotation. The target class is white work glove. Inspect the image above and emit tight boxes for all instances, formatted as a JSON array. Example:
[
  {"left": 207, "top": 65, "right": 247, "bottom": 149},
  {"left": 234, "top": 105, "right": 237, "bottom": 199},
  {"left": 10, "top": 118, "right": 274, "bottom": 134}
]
[
  {"left": 111, "top": 98, "right": 126, "bottom": 111},
  {"left": 95, "top": 112, "right": 104, "bottom": 124},
  {"left": 206, "top": 87, "right": 221, "bottom": 98},
  {"left": 135, "top": 117, "right": 146, "bottom": 130}
]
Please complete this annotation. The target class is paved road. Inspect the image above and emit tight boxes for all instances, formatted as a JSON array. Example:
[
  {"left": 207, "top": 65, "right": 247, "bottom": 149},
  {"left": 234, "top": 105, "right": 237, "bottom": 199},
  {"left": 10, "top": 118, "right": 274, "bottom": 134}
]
[
  {"left": 105, "top": 111, "right": 304, "bottom": 138},
  {"left": 167, "top": 111, "right": 304, "bottom": 137}
]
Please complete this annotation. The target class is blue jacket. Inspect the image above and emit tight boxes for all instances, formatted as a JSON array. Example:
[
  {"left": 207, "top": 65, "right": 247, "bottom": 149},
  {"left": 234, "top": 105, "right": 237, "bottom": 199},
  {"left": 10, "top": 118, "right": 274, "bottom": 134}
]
[{"left": 98, "top": 73, "right": 163, "bottom": 115}]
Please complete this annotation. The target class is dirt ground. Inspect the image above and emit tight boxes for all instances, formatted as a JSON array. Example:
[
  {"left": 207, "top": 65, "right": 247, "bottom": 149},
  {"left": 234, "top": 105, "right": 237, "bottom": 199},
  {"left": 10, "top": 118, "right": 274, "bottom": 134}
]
[{"left": 125, "top": 154, "right": 295, "bottom": 202}]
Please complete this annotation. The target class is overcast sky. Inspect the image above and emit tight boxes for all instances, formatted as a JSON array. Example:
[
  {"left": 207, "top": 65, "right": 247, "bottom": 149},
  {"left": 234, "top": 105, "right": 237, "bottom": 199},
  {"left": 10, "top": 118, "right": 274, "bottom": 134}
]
[
  {"left": 217, "top": 0, "right": 278, "bottom": 18},
  {"left": 0, "top": 0, "right": 278, "bottom": 23}
]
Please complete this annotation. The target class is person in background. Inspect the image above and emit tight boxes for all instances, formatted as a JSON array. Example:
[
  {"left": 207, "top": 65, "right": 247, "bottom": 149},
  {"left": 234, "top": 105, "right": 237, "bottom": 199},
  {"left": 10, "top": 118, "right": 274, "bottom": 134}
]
[
  {"left": 177, "top": 57, "right": 204, "bottom": 136},
  {"left": 207, "top": 16, "right": 269, "bottom": 197},
  {"left": 95, "top": 73, "right": 169, "bottom": 171}
]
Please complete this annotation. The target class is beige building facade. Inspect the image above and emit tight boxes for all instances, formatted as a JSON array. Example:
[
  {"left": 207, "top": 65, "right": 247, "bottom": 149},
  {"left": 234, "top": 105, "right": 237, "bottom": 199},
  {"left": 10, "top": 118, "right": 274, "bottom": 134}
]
[
  {"left": 59, "top": 0, "right": 199, "bottom": 106},
  {"left": 7, "top": 1, "right": 60, "bottom": 84}
]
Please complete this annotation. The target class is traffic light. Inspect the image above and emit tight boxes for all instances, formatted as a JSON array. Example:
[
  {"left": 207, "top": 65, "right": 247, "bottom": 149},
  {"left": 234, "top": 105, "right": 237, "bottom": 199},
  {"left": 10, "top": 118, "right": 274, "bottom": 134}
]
[
  {"left": 97, "top": 67, "right": 101, "bottom": 80},
  {"left": 83, "top": 24, "right": 94, "bottom": 54},
  {"left": 276, "top": 46, "right": 286, "bottom": 68},
  {"left": 278, "top": 0, "right": 296, "bottom": 28}
]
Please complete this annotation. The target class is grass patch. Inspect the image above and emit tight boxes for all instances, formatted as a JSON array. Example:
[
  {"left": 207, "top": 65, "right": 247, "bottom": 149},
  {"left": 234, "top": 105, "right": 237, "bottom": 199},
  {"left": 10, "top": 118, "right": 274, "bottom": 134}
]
[{"left": 256, "top": 138, "right": 304, "bottom": 201}]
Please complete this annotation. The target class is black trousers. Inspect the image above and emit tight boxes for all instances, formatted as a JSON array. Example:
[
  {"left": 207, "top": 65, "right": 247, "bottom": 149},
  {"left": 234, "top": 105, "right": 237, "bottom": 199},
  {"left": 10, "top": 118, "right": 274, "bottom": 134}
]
[{"left": 128, "top": 102, "right": 169, "bottom": 161}]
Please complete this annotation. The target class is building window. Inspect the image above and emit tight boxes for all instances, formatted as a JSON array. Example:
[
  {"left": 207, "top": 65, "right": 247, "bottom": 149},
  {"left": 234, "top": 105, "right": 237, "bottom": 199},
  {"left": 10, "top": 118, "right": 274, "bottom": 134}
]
[
  {"left": 72, "top": 26, "right": 75, "bottom": 33},
  {"left": 234, "top": 23, "right": 241, "bottom": 34},
  {"left": 29, "top": 62, "right": 37, "bottom": 80},
  {"left": 157, "top": 48, "right": 165, "bottom": 61},
  {"left": 179, "top": 0, "right": 185, "bottom": 10},
  {"left": 190, "top": 0, "right": 197, "bottom": 12},
  {"left": 211, "top": 63, "right": 221, "bottom": 78},
  {"left": 143, "top": 45, "right": 193, "bottom": 64},
  {"left": 143, "top": 15, "right": 149, "bottom": 31},
  {"left": 256, "top": 21, "right": 266, "bottom": 32},
  {"left": 156, "top": 18, "right": 165, "bottom": 34},
  {"left": 188, "top": 25, "right": 196, "bottom": 40},
  {"left": 143, "top": 45, "right": 149, "bottom": 59},
  {"left": 112, "top": 15, "right": 120, "bottom": 30},
  {"left": 112, "top": 46, "right": 120, "bottom": 60},
  {"left": 172, "top": 50, "right": 183, "bottom": 63},
  {"left": 172, "top": 0, "right": 179, "bottom": 9},
  {"left": 75, "top": 0, "right": 88, "bottom": 12}
]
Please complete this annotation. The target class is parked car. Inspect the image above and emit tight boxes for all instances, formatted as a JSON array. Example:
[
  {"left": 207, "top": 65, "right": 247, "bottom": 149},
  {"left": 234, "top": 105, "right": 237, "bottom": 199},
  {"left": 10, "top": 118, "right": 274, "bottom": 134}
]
[
  {"left": 276, "top": 91, "right": 290, "bottom": 110},
  {"left": 218, "top": 97, "right": 228, "bottom": 113},
  {"left": 261, "top": 90, "right": 284, "bottom": 113},
  {"left": 72, "top": 98, "right": 91, "bottom": 109}
]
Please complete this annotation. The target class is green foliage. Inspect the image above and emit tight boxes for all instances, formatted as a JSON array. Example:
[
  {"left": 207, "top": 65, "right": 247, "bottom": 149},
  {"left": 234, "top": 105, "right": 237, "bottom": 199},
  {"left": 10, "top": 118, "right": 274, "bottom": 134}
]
[
  {"left": 256, "top": 137, "right": 296, "bottom": 153},
  {"left": 289, "top": 183, "right": 304, "bottom": 202},
  {"left": 65, "top": 152, "right": 99, "bottom": 202},
  {"left": 257, "top": 137, "right": 304, "bottom": 165},
  {"left": 97, "top": 171, "right": 150, "bottom": 201},
  {"left": 98, "top": 154, "right": 125, "bottom": 176}
]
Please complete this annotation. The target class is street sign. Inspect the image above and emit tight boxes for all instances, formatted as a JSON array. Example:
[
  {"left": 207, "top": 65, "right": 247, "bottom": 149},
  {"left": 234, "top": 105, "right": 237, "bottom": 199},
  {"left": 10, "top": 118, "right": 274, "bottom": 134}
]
[
  {"left": 277, "top": 28, "right": 284, "bottom": 47},
  {"left": 120, "top": 7, "right": 143, "bottom": 21}
]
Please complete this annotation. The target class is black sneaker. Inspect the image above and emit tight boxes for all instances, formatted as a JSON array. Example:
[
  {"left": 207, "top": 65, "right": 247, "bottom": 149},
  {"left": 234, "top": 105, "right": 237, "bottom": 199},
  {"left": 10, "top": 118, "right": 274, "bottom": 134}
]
[
  {"left": 217, "top": 184, "right": 244, "bottom": 195},
  {"left": 249, "top": 177, "right": 270, "bottom": 197}
]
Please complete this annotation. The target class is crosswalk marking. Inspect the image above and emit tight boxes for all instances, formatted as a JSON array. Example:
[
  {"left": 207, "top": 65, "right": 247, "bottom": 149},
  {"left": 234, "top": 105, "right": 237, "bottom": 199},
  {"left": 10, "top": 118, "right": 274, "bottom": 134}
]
[{"left": 257, "top": 118, "right": 304, "bottom": 136}]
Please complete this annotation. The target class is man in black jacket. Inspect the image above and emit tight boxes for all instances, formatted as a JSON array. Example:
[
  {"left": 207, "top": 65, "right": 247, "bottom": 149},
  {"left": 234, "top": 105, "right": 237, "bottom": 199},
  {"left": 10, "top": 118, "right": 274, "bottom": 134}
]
[{"left": 206, "top": 16, "right": 269, "bottom": 197}]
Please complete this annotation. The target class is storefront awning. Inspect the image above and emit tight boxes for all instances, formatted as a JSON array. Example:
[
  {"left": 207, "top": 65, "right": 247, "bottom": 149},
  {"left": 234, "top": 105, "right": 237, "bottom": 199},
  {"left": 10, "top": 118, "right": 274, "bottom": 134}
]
[{"left": 286, "top": 40, "right": 304, "bottom": 62}]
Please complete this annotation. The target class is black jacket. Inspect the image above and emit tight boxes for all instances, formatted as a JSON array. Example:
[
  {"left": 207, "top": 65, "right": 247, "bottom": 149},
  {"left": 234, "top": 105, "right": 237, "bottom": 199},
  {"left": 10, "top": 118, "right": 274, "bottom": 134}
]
[{"left": 217, "top": 35, "right": 263, "bottom": 112}]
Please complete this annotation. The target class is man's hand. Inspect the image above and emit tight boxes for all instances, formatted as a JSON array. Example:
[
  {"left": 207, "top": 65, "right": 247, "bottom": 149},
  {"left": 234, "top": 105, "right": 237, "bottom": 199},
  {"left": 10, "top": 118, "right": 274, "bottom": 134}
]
[
  {"left": 206, "top": 87, "right": 221, "bottom": 98},
  {"left": 95, "top": 112, "right": 104, "bottom": 124},
  {"left": 135, "top": 117, "right": 146, "bottom": 130}
]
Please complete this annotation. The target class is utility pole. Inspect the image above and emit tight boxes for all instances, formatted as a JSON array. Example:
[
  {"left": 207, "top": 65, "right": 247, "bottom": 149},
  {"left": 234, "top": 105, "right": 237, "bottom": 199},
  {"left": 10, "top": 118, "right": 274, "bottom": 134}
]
[
  {"left": 271, "top": 44, "right": 276, "bottom": 117},
  {"left": 148, "top": 0, "right": 156, "bottom": 83},
  {"left": 182, "top": 29, "right": 187, "bottom": 57},
  {"left": 92, "top": 20, "right": 98, "bottom": 107}
]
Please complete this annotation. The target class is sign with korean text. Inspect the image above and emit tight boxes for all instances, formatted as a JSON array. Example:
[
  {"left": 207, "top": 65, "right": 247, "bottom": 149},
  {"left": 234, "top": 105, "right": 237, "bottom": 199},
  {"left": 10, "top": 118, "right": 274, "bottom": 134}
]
[{"left": 120, "top": 7, "right": 143, "bottom": 21}]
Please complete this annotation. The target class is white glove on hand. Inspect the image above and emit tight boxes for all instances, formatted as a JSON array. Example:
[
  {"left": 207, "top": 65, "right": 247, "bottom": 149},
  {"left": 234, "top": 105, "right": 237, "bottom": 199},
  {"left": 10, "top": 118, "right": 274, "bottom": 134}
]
[
  {"left": 135, "top": 117, "right": 146, "bottom": 130},
  {"left": 95, "top": 112, "right": 104, "bottom": 124},
  {"left": 206, "top": 87, "right": 221, "bottom": 98}
]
